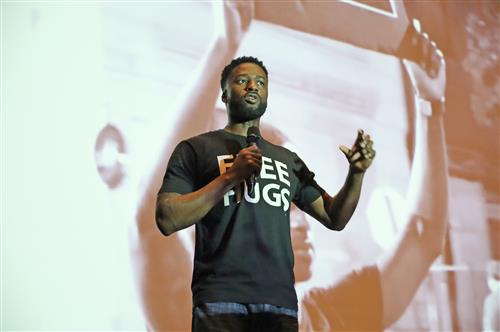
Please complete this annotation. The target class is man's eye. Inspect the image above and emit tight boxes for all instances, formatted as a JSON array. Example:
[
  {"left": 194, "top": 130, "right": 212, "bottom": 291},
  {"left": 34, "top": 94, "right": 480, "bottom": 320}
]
[
  {"left": 237, "top": 79, "right": 246, "bottom": 84},
  {"left": 257, "top": 81, "right": 265, "bottom": 86}
]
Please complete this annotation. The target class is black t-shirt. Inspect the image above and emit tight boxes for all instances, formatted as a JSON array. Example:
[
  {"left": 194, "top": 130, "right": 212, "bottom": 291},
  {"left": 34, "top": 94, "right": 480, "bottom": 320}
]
[
  {"left": 300, "top": 265, "right": 383, "bottom": 331},
  {"left": 159, "top": 129, "right": 322, "bottom": 310}
]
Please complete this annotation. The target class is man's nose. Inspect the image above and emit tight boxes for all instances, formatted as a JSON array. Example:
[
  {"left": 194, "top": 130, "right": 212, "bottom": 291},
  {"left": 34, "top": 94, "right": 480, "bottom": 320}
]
[{"left": 245, "top": 80, "right": 258, "bottom": 91}]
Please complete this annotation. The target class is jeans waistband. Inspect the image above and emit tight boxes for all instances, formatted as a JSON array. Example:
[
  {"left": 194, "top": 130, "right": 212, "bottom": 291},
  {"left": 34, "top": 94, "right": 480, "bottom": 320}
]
[{"left": 194, "top": 302, "right": 298, "bottom": 318}]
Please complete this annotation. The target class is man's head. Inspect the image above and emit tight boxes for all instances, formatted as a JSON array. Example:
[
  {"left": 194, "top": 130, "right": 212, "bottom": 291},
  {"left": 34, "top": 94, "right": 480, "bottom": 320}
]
[{"left": 220, "top": 56, "right": 269, "bottom": 123}]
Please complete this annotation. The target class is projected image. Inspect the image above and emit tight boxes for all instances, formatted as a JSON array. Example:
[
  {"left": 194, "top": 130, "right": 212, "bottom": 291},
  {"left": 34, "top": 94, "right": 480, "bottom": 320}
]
[
  {"left": 95, "top": 123, "right": 127, "bottom": 189},
  {"left": 131, "top": 2, "right": 488, "bottom": 331},
  {"left": 3, "top": 0, "right": 498, "bottom": 331}
]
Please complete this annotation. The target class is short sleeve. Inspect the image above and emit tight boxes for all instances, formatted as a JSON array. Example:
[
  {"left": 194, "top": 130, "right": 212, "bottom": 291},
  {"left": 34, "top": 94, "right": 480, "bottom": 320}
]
[
  {"left": 158, "top": 141, "right": 197, "bottom": 195},
  {"left": 291, "top": 152, "right": 323, "bottom": 210},
  {"left": 300, "top": 265, "right": 383, "bottom": 331}
]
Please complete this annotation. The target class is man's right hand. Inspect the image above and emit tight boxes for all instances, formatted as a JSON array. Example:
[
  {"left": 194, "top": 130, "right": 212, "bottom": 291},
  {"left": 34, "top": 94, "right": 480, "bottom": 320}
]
[
  {"left": 156, "top": 144, "right": 261, "bottom": 236},
  {"left": 227, "top": 145, "right": 262, "bottom": 182}
]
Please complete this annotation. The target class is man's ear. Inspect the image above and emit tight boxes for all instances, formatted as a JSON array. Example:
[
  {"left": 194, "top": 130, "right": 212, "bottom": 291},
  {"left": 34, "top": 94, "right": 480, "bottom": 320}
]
[{"left": 221, "top": 90, "right": 227, "bottom": 103}]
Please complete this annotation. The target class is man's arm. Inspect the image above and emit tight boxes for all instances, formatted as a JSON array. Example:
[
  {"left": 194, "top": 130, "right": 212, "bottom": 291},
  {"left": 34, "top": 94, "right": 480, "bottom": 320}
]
[
  {"left": 377, "top": 31, "right": 449, "bottom": 327},
  {"left": 156, "top": 145, "right": 262, "bottom": 235},
  {"left": 303, "top": 130, "right": 376, "bottom": 231}
]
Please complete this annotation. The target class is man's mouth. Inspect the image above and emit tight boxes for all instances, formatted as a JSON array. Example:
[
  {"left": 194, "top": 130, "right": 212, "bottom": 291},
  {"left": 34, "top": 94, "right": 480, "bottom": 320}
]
[{"left": 244, "top": 93, "right": 259, "bottom": 104}]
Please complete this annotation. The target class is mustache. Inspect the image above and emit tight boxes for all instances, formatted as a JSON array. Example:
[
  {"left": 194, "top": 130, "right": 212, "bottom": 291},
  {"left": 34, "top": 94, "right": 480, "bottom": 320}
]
[{"left": 245, "top": 92, "right": 259, "bottom": 98}]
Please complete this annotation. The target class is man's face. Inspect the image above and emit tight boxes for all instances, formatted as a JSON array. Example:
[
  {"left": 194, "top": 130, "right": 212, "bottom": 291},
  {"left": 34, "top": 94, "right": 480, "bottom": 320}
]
[{"left": 222, "top": 63, "right": 268, "bottom": 123}]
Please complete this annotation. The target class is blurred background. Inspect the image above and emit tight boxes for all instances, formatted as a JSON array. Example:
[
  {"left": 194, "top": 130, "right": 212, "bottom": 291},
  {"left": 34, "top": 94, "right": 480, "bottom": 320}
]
[{"left": 2, "top": 1, "right": 499, "bottom": 331}]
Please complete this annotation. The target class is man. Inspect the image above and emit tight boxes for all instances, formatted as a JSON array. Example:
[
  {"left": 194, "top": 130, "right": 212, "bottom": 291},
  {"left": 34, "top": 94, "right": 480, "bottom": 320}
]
[{"left": 155, "top": 56, "right": 376, "bottom": 331}]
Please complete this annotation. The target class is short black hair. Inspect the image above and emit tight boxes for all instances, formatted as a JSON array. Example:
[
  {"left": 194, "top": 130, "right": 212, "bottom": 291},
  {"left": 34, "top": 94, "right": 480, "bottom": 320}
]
[{"left": 220, "top": 56, "right": 268, "bottom": 90}]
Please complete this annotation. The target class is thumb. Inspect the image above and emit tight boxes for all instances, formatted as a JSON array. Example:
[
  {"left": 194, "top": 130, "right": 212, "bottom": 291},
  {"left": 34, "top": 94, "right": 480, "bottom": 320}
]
[{"left": 339, "top": 145, "right": 350, "bottom": 159}]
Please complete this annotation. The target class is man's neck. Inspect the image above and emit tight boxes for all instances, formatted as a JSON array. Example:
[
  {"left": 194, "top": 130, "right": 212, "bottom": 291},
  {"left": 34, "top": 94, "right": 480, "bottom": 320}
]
[{"left": 224, "top": 120, "right": 260, "bottom": 137}]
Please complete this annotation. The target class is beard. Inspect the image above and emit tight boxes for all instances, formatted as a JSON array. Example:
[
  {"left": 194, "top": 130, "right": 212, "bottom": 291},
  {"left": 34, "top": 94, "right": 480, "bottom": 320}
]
[{"left": 227, "top": 96, "right": 267, "bottom": 123}]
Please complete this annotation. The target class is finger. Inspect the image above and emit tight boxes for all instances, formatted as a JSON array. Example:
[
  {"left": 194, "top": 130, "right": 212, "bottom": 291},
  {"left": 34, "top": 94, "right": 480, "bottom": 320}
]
[
  {"left": 421, "top": 32, "right": 431, "bottom": 71},
  {"left": 436, "top": 48, "right": 445, "bottom": 63},
  {"left": 367, "top": 140, "right": 373, "bottom": 149},
  {"left": 339, "top": 145, "right": 351, "bottom": 159},
  {"left": 246, "top": 160, "right": 262, "bottom": 173},
  {"left": 429, "top": 42, "right": 442, "bottom": 78},
  {"left": 361, "top": 147, "right": 375, "bottom": 161},
  {"left": 250, "top": 161, "right": 262, "bottom": 171},
  {"left": 356, "top": 129, "right": 364, "bottom": 143},
  {"left": 364, "top": 151, "right": 375, "bottom": 160},
  {"left": 244, "top": 147, "right": 262, "bottom": 158},
  {"left": 349, "top": 151, "right": 362, "bottom": 163},
  {"left": 248, "top": 149, "right": 262, "bottom": 158},
  {"left": 422, "top": 32, "right": 442, "bottom": 79},
  {"left": 356, "top": 133, "right": 370, "bottom": 149},
  {"left": 246, "top": 155, "right": 262, "bottom": 164},
  {"left": 428, "top": 47, "right": 438, "bottom": 77},
  {"left": 361, "top": 134, "right": 371, "bottom": 148}
]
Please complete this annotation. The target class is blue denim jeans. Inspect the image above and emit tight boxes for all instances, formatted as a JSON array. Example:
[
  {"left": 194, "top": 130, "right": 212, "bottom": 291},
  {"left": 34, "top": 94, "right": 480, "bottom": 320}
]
[{"left": 192, "top": 302, "right": 298, "bottom": 332}]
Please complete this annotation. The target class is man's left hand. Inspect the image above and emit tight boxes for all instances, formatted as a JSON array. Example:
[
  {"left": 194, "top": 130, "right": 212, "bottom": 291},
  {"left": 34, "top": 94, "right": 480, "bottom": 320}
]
[{"left": 339, "top": 129, "right": 376, "bottom": 173}]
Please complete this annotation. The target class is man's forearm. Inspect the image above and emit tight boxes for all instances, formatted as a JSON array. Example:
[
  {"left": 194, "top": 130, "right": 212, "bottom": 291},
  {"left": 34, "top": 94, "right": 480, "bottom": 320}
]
[
  {"left": 378, "top": 101, "right": 449, "bottom": 327},
  {"left": 323, "top": 169, "right": 364, "bottom": 230},
  {"left": 156, "top": 172, "right": 240, "bottom": 236},
  {"left": 406, "top": 100, "right": 448, "bottom": 224}
]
